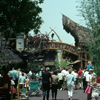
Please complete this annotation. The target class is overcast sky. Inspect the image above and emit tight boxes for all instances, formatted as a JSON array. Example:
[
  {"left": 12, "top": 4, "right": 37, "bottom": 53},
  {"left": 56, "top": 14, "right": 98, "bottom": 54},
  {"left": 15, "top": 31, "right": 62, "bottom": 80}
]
[{"left": 32, "top": 0, "right": 85, "bottom": 45}]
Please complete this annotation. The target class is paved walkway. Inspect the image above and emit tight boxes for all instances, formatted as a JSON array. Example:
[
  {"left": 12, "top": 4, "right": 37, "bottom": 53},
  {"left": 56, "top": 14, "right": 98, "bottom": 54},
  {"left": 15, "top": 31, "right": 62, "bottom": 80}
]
[{"left": 28, "top": 89, "right": 87, "bottom": 100}]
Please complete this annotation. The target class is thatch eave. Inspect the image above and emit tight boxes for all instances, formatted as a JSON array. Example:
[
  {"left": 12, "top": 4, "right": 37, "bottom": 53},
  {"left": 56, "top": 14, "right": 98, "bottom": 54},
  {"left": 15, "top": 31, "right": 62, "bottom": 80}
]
[
  {"left": 62, "top": 14, "right": 94, "bottom": 46},
  {"left": 0, "top": 49, "right": 23, "bottom": 65}
]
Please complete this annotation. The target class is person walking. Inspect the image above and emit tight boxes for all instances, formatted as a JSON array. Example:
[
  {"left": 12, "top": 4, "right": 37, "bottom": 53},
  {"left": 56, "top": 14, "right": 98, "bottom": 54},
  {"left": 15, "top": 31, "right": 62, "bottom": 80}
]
[
  {"left": 19, "top": 72, "right": 26, "bottom": 89},
  {"left": 51, "top": 70, "right": 59, "bottom": 100},
  {"left": 85, "top": 69, "right": 92, "bottom": 100},
  {"left": 0, "top": 65, "right": 11, "bottom": 100},
  {"left": 58, "top": 70, "right": 63, "bottom": 90},
  {"left": 91, "top": 76, "right": 100, "bottom": 100},
  {"left": 97, "top": 74, "right": 100, "bottom": 84},
  {"left": 78, "top": 68, "right": 83, "bottom": 89},
  {"left": 73, "top": 70, "right": 78, "bottom": 90},
  {"left": 65, "top": 69, "right": 75, "bottom": 100},
  {"left": 9, "top": 66, "right": 19, "bottom": 89},
  {"left": 31, "top": 70, "right": 35, "bottom": 80},
  {"left": 81, "top": 67, "right": 87, "bottom": 92},
  {"left": 61, "top": 68, "right": 67, "bottom": 90},
  {"left": 42, "top": 67, "right": 52, "bottom": 100}
]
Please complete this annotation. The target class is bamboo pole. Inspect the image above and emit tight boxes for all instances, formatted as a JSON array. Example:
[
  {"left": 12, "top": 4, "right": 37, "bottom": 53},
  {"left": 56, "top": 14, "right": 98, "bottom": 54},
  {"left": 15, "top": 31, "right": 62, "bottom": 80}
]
[{"left": 17, "top": 83, "right": 19, "bottom": 100}]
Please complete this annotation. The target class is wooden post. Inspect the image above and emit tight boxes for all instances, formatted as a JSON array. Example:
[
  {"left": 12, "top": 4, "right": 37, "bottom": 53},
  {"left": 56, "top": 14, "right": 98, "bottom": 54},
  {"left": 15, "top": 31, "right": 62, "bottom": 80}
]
[
  {"left": 85, "top": 52, "right": 87, "bottom": 67},
  {"left": 80, "top": 53, "right": 83, "bottom": 68},
  {"left": 11, "top": 85, "right": 13, "bottom": 100},
  {"left": 25, "top": 81, "right": 27, "bottom": 91},
  {"left": 17, "top": 83, "right": 19, "bottom": 100}
]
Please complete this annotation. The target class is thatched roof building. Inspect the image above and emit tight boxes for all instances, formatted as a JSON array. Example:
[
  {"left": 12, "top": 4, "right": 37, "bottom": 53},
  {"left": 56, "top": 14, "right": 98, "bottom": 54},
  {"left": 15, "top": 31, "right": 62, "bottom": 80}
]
[
  {"left": 62, "top": 14, "right": 94, "bottom": 46},
  {"left": 0, "top": 49, "right": 23, "bottom": 65}
]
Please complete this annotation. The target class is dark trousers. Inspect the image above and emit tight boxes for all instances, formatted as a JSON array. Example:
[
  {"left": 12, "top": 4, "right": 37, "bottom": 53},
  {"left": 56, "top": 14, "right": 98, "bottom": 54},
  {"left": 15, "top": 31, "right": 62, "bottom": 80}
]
[
  {"left": 42, "top": 84, "right": 50, "bottom": 100},
  {"left": 83, "top": 79, "right": 87, "bottom": 92},
  {"left": 14, "top": 79, "right": 18, "bottom": 89},
  {"left": 58, "top": 80, "right": 63, "bottom": 89},
  {"left": 52, "top": 84, "right": 58, "bottom": 99}
]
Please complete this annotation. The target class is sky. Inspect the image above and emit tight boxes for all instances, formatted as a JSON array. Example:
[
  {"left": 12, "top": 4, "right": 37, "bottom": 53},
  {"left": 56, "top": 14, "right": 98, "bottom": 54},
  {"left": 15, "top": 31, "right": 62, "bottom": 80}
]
[{"left": 37, "top": 0, "right": 85, "bottom": 45}]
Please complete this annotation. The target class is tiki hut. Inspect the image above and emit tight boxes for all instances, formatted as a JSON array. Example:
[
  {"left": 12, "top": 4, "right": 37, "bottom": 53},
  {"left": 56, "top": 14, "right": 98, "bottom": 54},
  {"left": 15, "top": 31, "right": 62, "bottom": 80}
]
[
  {"left": 62, "top": 14, "right": 94, "bottom": 69},
  {"left": 0, "top": 49, "right": 23, "bottom": 65}
]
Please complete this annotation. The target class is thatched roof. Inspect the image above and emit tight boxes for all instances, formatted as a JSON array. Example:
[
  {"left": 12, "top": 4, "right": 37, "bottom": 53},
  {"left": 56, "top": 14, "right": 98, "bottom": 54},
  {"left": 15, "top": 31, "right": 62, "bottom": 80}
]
[
  {"left": 62, "top": 14, "right": 94, "bottom": 46},
  {"left": 0, "top": 49, "right": 23, "bottom": 65}
]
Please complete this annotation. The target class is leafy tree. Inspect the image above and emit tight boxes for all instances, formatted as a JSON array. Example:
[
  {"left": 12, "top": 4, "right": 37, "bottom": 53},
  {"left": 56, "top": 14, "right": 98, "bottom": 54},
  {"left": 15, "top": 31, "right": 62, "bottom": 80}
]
[
  {"left": 27, "top": 63, "right": 40, "bottom": 72},
  {"left": 54, "top": 50, "right": 71, "bottom": 69},
  {"left": 0, "top": 0, "right": 44, "bottom": 40},
  {"left": 77, "top": 0, "right": 100, "bottom": 74}
]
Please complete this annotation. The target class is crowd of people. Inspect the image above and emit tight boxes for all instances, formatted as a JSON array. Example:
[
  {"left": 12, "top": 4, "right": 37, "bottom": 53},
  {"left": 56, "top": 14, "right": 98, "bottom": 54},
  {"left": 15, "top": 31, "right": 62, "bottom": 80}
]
[{"left": 0, "top": 61, "right": 100, "bottom": 100}]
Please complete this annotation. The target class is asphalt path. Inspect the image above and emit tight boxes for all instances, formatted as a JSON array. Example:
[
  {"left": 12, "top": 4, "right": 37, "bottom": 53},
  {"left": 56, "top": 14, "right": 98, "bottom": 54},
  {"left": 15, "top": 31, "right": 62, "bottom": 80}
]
[{"left": 28, "top": 89, "right": 87, "bottom": 100}]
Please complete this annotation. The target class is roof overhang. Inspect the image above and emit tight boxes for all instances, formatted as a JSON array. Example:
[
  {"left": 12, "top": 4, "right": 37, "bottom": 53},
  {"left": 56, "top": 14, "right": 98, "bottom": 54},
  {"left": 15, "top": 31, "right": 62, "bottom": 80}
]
[{"left": 69, "top": 60, "right": 81, "bottom": 65}]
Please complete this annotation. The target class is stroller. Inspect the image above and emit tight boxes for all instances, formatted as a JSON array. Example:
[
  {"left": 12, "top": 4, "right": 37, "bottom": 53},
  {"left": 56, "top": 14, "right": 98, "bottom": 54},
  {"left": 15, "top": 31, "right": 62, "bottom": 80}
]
[
  {"left": 29, "top": 80, "right": 40, "bottom": 97},
  {"left": 19, "top": 88, "right": 29, "bottom": 100}
]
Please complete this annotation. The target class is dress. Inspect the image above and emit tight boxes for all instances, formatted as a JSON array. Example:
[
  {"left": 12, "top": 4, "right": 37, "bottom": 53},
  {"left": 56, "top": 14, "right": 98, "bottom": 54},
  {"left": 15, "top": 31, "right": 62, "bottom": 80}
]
[{"left": 90, "top": 84, "right": 100, "bottom": 100}]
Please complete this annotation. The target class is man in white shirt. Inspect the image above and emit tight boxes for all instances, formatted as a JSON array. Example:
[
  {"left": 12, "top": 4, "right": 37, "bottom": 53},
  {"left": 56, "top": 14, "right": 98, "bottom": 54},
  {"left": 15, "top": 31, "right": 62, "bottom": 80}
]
[
  {"left": 58, "top": 70, "right": 63, "bottom": 90},
  {"left": 61, "top": 68, "right": 67, "bottom": 90},
  {"left": 73, "top": 70, "right": 78, "bottom": 90},
  {"left": 61, "top": 68, "right": 66, "bottom": 76}
]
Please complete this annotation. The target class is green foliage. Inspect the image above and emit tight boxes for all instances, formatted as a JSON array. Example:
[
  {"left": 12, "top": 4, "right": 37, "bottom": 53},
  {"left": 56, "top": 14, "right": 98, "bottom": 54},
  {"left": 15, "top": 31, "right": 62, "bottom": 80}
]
[
  {"left": 54, "top": 51, "right": 71, "bottom": 69},
  {"left": 27, "top": 63, "right": 40, "bottom": 72},
  {"left": 77, "top": 0, "right": 100, "bottom": 74},
  {"left": 0, "top": 64, "right": 3, "bottom": 69},
  {"left": 0, "top": 0, "right": 44, "bottom": 39}
]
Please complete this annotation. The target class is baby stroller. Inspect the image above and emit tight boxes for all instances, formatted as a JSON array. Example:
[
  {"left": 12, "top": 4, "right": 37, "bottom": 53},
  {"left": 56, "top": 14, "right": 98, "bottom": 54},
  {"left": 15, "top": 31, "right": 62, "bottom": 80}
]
[
  {"left": 29, "top": 80, "right": 40, "bottom": 97},
  {"left": 19, "top": 88, "right": 29, "bottom": 100},
  {"left": 18, "top": 83, "right": 29, "bottom": 100}
]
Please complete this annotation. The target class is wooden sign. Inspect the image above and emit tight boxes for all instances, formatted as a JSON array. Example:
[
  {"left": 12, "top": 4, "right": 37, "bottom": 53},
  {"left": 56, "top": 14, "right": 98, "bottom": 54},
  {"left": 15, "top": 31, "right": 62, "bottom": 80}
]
[{"left": 41, "top": 41, "right": 78, "bottom": 56}]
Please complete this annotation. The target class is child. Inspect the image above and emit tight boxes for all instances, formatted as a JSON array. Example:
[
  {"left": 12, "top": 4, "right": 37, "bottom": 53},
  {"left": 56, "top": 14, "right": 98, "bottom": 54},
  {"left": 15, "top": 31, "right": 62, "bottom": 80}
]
[
  {"left": 25, "top": 76, "right": 30, "bottom": 91},
  {"left": 91, "top": 76, "right": 100, "bottom": 100},
  {"left": 85, "top": 69, "right": 92, "bottom": 100},
  {"left": 10, "top": 77, "right": 16, "bottom": 99}
]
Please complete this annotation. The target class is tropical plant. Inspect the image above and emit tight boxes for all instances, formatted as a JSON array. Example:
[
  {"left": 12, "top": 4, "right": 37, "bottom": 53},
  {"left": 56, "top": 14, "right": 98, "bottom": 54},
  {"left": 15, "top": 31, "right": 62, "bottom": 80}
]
[
  {"left": 54, "top": 50, "right": 72, "bottom": 69},
  {"left": 77, "top": 0, "right": 100, "bottom": 74}
]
